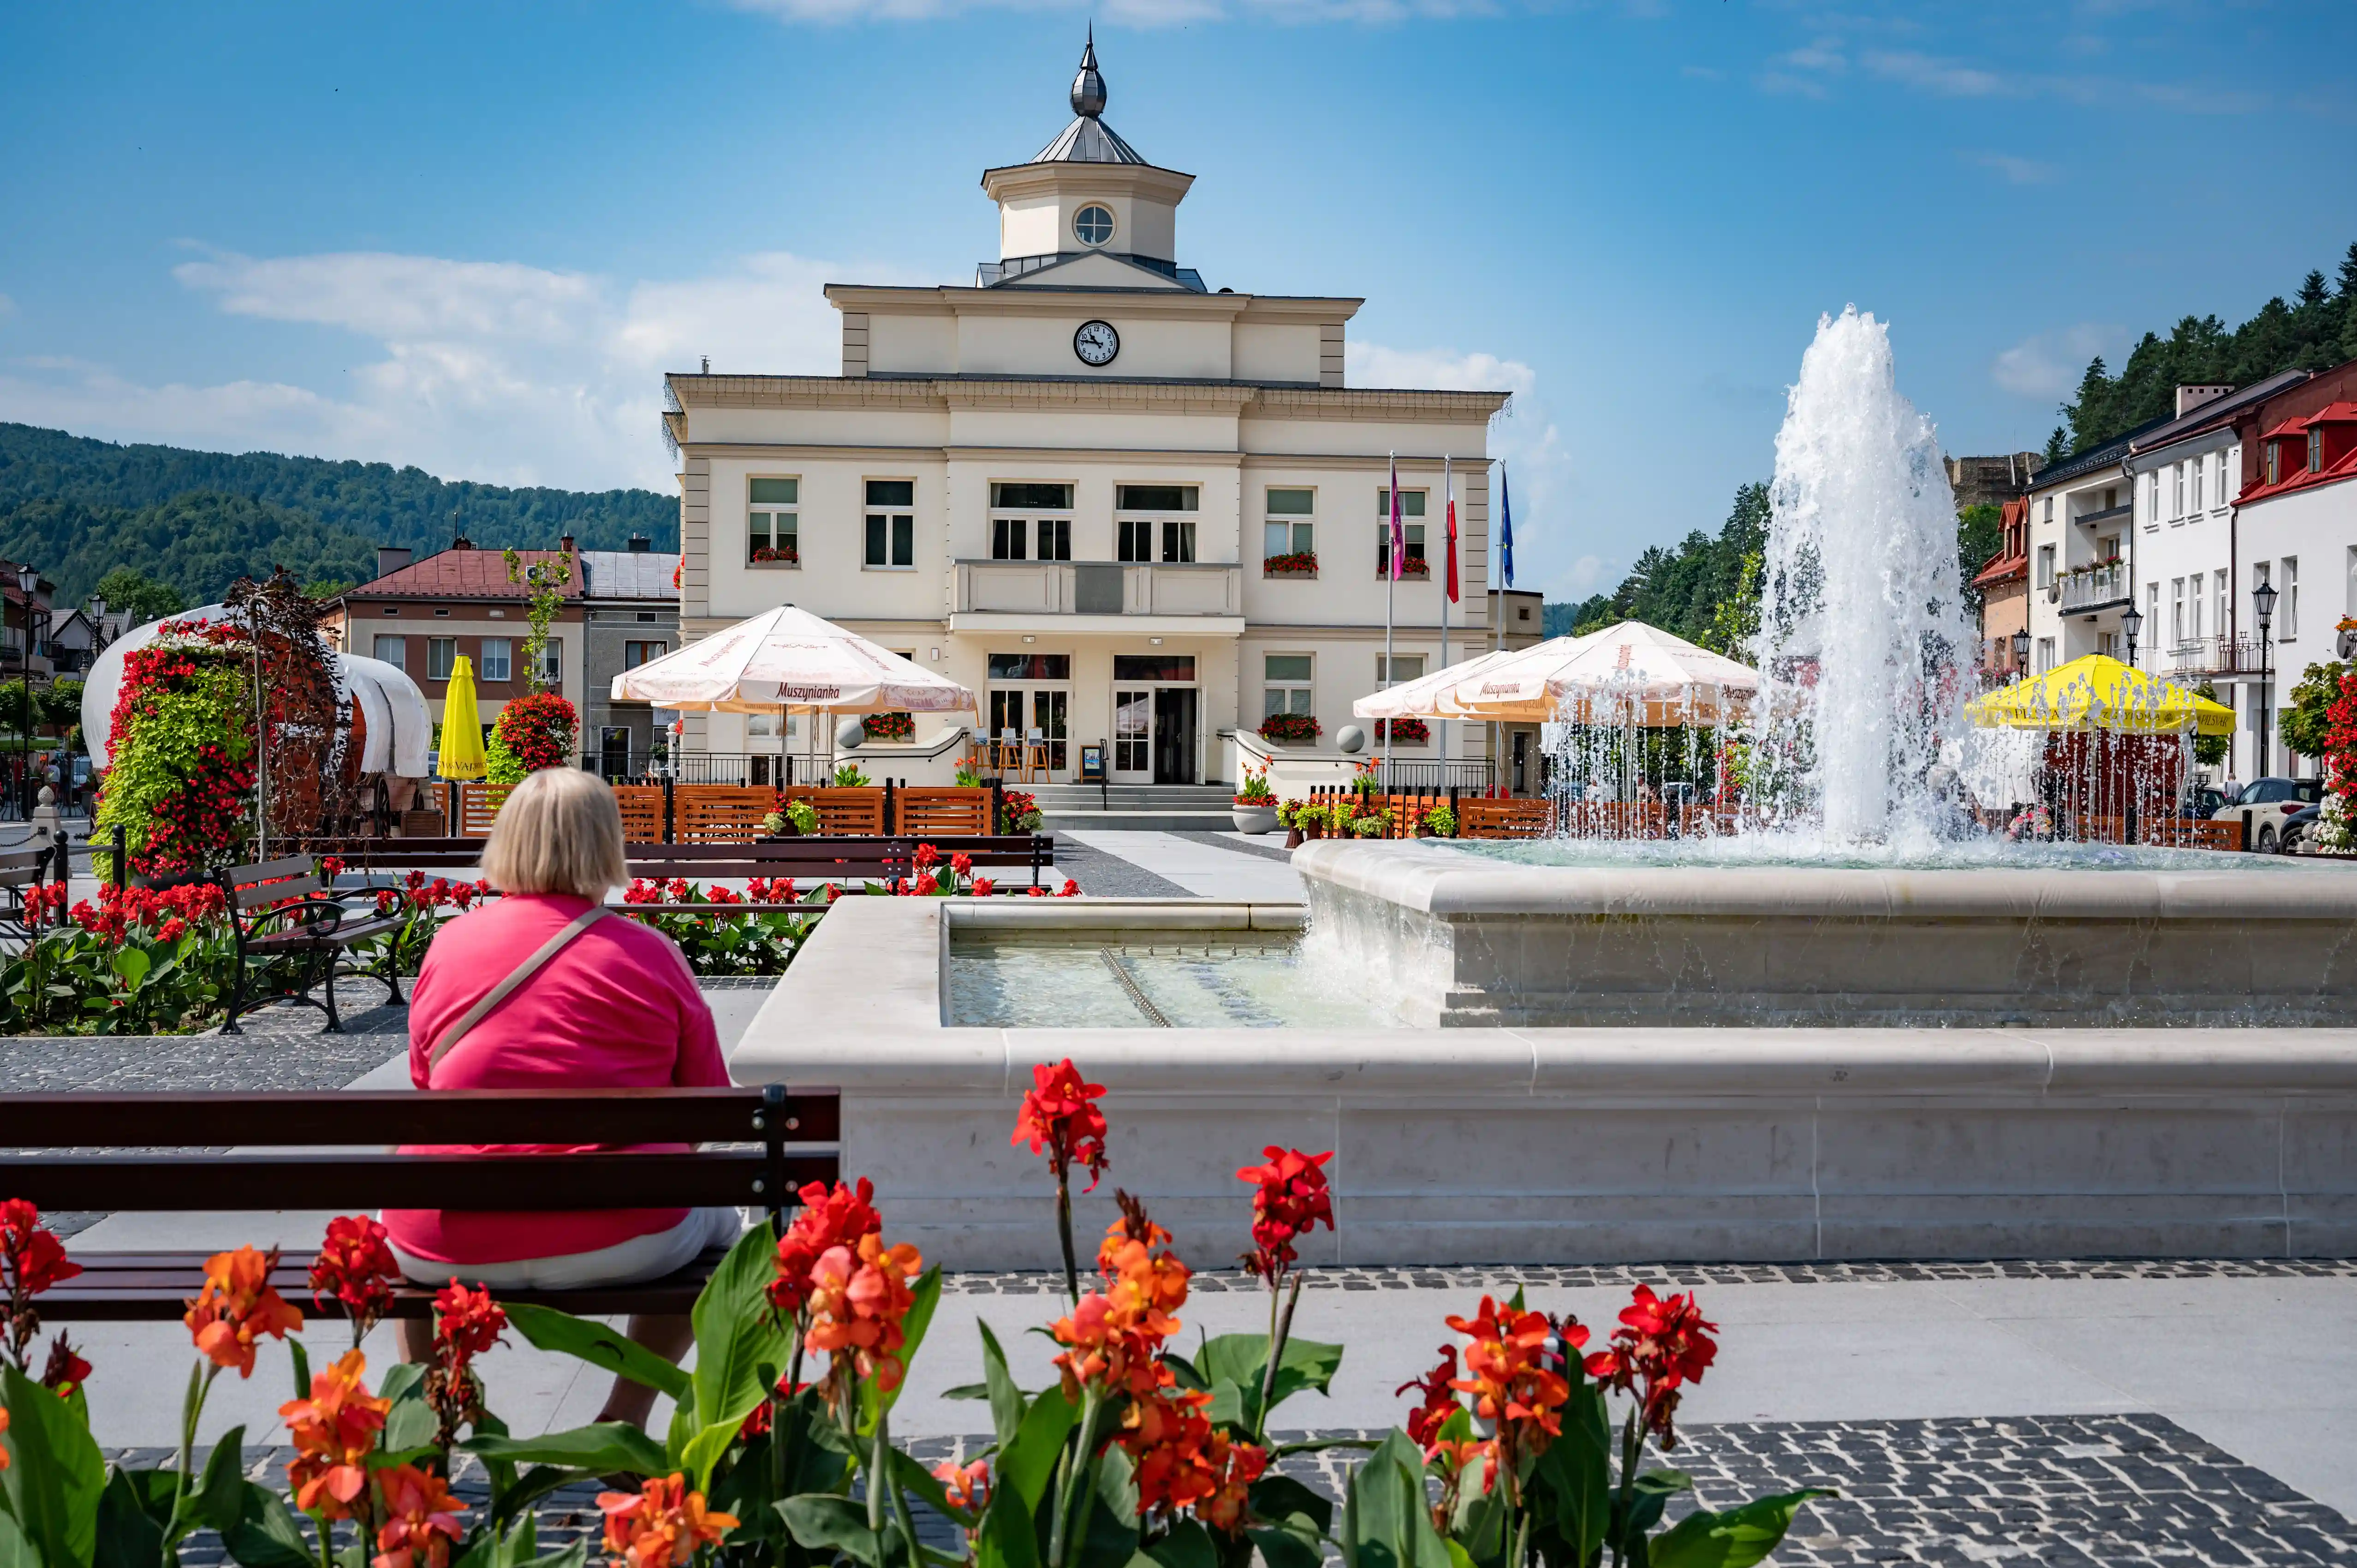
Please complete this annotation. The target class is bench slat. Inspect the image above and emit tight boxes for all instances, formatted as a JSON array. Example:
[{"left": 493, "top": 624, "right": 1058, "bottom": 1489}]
[
  {"left": 36, "top": 1247, "right": 732, "bottom": 1321},
  {"left": 232, "top": 856, "right": 318, "bottom": 885},
  {"left": 0, "top": 1151, "right": 838, "bottom": 1210},
  {"left": 0, "top": 1087, "right": 840, "bottom": 1147}
]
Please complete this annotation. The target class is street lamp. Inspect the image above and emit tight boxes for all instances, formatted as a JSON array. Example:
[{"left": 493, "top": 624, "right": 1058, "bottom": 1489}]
[
  {"left": 12, "top": 563, "right": 43, "bottom": 819},
  {"left": 2119, "top": 604, "right": 2143, "bottom": 671},
  {"left": 2252, "top": 580, "right": 2280, "bottom": 779},
  {"left": 87, "top": 592, "right": 110, "bottom": 657},
  {"left": 2010, "top": 629, "right": 2032, "bottom": 682}
]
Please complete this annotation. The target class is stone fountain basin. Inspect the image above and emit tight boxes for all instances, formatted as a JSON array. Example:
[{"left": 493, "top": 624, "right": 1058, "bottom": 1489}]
[
  {"left": 730, "top": 895, "right": 2357, "bottom": 1270},
  {"left": 1296, "top": 838, "right": 2357, "bottom": 1028}
]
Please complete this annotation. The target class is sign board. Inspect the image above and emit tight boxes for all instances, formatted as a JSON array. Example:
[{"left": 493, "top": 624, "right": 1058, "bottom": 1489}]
[{"left": 1079, "top": 744, "right": 1107, "bottom": 783}]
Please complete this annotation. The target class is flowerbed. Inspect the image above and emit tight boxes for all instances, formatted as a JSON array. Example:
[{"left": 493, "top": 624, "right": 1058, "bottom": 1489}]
[
  {"left": 0, "top": 1059, "right": 1823, "bottom": 1568},
  {"left": 0, "top": 882, "right": 240, "bottom": 1034}
]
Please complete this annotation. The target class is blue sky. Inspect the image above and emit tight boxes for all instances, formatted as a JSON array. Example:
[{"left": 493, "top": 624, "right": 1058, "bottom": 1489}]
[{"left": 1, "top": 0, "right": 2351, "bottom": 601}]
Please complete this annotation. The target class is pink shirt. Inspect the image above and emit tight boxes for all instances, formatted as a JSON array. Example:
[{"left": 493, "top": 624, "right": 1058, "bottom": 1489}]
[{"left": 382, "top": 892, "right": 731, "bottom": 1268}]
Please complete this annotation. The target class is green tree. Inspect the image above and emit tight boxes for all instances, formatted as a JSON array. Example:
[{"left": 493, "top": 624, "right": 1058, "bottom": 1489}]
[
  {"left": 2193, "top": 682, "right": 2231, "bottom": 767},
  {"left": 1956, "top": 503, "right": 2006, "bottom": 612},
  {"left": 89, "top": 564, "right": 184, "bottom": 623},
  {"left": 2283, "top": 660, "right": 2350, "bottom": 762}
]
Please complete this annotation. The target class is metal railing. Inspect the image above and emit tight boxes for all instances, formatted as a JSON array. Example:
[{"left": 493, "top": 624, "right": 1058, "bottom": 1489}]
[
  {"left": 1364, "top": 758, "right": 1497, "bottom": 793},
  {"left": 2054, "top": 562, "right": 2129, "bottom": 612},
  {"left": 582, "top": 751, "right": 807, "bottom": 786},
  {"left": 2169, "top": 636, "right": 2270, "bottom": 677}
]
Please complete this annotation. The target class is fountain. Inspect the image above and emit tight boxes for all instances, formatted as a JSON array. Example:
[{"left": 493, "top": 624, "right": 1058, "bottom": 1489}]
[{"left": 732, "top": 311, "right": 2357, "bottom": 1269}]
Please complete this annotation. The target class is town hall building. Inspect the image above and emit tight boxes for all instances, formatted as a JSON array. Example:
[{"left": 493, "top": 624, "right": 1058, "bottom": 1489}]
[{"left": 664, "top": 38, "right": 1531, "bottom": 786}]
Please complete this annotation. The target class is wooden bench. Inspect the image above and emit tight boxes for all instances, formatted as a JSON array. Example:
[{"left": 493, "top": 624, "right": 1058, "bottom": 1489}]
[
  {"left": 178, "top": 856, "right": 408, "bottom": 1034},
  {"left": 1458, "top": 798, "right": 1554, "bottom": 839},
  {"left": 781, "top": 786, "right": 887, "bottom": 837},
  {"left": 890, "top": 787, "right": 992, "bottom": 837},
  {"left": 627, "top": 834, "right": 1056, "bottom": 890},
  {"left": 674, "top": 785, "right": 780, "bottom": 843},
  {"left": 455, "top": 782, "right": 513, "bottom": 838},
  {"left": 0, "top": 845, "right": 57, "bottom": 936},
  {"left": 0, "top": 1087, "right": 838, "bottom": 1320}
]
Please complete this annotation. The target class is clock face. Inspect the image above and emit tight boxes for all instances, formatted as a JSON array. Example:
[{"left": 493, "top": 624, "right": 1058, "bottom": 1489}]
[{"left": 1074, "top": 319, "right": 1120, "bottom": 367}]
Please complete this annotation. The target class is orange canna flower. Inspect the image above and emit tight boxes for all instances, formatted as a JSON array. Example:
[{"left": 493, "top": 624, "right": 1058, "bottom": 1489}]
[
  {"left": 769, "top": 1177, "right": 882, "bottom": 1316},
  {"left": 1053, "top": 1191, "right": 1191, "bottom": 1402},
  {"left": 185, "top": 1247, "right": 304, "bottom": 1377},
  {"left": 596, "top": 1473, "right": 739, "bottom": 1568},
  {"left": 281, "top": 1349, "right": 392, "bottom": 1519},
  {"left": 0, "top": 1406, "right": 9, "bottom": 1470},
  {"left": 1121, "top": 1381, "right": 1219, "bottom": 1520},
  {"left": 1446, "top": 1296, "right": 1577, "bottom": 1450},
  {"left": 371, "top": 1464, "right": 465, "bottom": 1568},
  {"left": 933, "top": 1457, "right": 991, "bottom": 1515},
  {"left": 803, "top": 1233, "right": 924, "bottom": 1396}
]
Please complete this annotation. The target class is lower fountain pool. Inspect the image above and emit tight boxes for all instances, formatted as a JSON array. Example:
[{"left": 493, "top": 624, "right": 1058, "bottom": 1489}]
[{"left": 947, "top": 931, "right": 1401, "bottom": 1029}]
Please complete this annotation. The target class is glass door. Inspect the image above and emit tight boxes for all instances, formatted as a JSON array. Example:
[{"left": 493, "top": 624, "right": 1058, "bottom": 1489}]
[
  {"left": 989, "top": 686, "right": 1070, "bottom": 778},
  {"left": 1113, "top": 689, "right": 1152, "bottom": 780}
]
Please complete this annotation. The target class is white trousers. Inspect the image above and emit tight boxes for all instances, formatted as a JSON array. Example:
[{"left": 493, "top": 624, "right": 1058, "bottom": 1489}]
[{"left": 387, "top": 1206, "right": 744, "bottom": 1292}]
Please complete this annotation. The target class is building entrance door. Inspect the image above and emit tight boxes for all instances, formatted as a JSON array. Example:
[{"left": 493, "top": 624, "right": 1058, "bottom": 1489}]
[
  {"left": 1113, "top": 689, "right": 1153, "bottom": 782},
  {"left": 599, "top": 726, "right": 631, "bottom": 779},
  {"left": 989, "top": 687, "right": 1068, "bottom": 779},
  {"left": 1152, "top": 688, "right": 1197, "bottom": 784}
]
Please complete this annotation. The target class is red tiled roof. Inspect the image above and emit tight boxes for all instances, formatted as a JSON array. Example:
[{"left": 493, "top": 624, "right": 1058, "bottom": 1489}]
[
  {"left": 2240, "top": 404, "right": 2357, "bottom": 507},
  {"left": 1973, "top": 550, "right": 2027, "bottom": 589},
  {"left": 347, "top": 548, "right": 583, "bottom": 600}
]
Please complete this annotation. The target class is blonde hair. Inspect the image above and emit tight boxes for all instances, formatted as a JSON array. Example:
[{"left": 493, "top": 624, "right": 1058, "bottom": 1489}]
[{"left": 481, "top": 768, "right": 628, "bottom": 900}]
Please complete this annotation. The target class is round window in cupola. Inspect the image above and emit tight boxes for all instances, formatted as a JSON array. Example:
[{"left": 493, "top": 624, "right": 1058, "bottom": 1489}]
[{"left": 1072, "top": 204, "right": 1115, "bottom": 247}]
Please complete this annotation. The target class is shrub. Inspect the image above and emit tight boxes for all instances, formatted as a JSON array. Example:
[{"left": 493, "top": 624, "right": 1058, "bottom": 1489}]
[{"left": 486, "top": 691, "right": 577, "bottom": 783}]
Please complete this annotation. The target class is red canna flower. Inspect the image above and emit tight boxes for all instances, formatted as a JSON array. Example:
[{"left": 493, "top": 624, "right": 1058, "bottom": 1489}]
[
  {"left": 950, "top": 852, "right": 974, "bottom": 877},
  {"left": 311, "top": 1215, "right": 400, "bottom": 1339},
  {"left": 1446, "top": 1296, "right": 1578, "bottom": 1462},
  {"left": 769, "top": 1177, "right": 883, "bottom": 1315},
  {"left": 321, "top": 856, "right": 346, "bottom": 879},
  {"left": 971, "top": 877, "right": 995, "bottom": 897},
  {"left": 597, "top": 1473, "right": 738, "bottom": 1568},
  {"left": 185, "top": 1247, "right": 304, "bottom": 1377},
  {"left": 372, "top": 1464, "right": 465, "bottom": 1568},
  {"left": 2, "top": 1200, "right": 83, "bottom": 1298},
  {"left": 1028, "top": 885, "right": 1048, "bottom": 897},
  {"left": 1582, "top": 1284, "right": 1717, "bottom": 1448},
  {"left": 39, "top": 1332, "right": 91, "bottom": 1399},
  {"left": 1236, "top": 1146, "right": 1335, "bottom": 1282},
  {"left": 1057, "top": 878, "right": 1081, "bottom": 897},
  {"left": 1397, "top": 1344, "right": 1461, "bottom": 1453},
  {"left": 433, "top": 1280, "right": 507, "bottom": 1362},
  {"left": 1012, "top": 1058, "right": 1109, "bottom": 1192},
  {"left": 913, "top": 843, "right": 941, "bottom": 870},
  {"left": 281, "top": 1348, "right": 391, "bottom": 1518}
]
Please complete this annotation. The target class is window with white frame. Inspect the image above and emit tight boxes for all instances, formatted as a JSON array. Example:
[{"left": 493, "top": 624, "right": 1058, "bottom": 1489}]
[
  {"left": 2043, "top": 496, "right": 2054, "bottom": 524},
  {"left": 2214, "top": 570, "right": 2228, "bottom": 641},
  {"left": 2347, "top": 546, "right": 2357, "bottom": 618},
  {"left": 990, "top": 482, "right": 1072, "bottom": 562},
  {"left": 2191, "top": 455, "right": 2204, "bottom": 513},
  {"left": 2173, "top": 462, "right": 2186, "bottom": 520},
  {"left": 750, "top": 478, "right": 799, "bottom": 564},
  {"left": 2282, "top": 557, "right": 2299, "bottom": 639},
  {"left": 2036, "top": 545, "right": 2056, "bottom": 590},
  {"left": 2036, "top": 636, "right": 2056, "bottom": 673},
  {"left": 864, "top": 480, "right": 915, "bottom": 568},
  {"left": 428, "top": 638, "right": 455, "bottom": 680},
  {"left": 1116, "top": 485, "right": 1197, "bottom": 564},
  {"left": 2145, "top": 585, "right": 2159, "bottom": 655},
  {"left": 1376, "top": 488, "right": 1427, "bottom": 575},
  {"left": 2190, "top": 575, "right": 2203, "bottom": 640},
  {"left": 1263, "top": 653, "right": 1313, "bottom": 717},
  {"left": 1375, "top": 653, "right": 1425, "bottom": 685},
  {"left": 2143, "top": 470, "right": 2158, "bottom": 523},
  {"left": 1263, "top": 488, "right": 1315, "bottom": 565},
  {"left": 480, "top": 638, "right": 512, "bottom": 683},
  {"left": 373, "top": 636, "right": 406, "bottom": 671},
  {"left": 2171, "top": 579, "right": 2185, "bottom": 646},
  {"left": 537, "top": 637, "right": 562, "bottom": 685}
]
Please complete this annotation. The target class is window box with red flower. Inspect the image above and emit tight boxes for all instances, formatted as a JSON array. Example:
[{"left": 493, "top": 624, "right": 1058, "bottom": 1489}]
[
  {"left": 1262, "top": 551, "right": 1318, "bottom": 578},
  {"left": 1375, "top": 717, "right": 1430, "bottom": 746},
  {"left": 1258, "top": 712, "right": 1322, "bottom": 745},
  {"left": 863, "top": 711, "right": 916, "bottom": 742},
  {"left": 749, "top": 546, "right": 802, "bottom": 568}
]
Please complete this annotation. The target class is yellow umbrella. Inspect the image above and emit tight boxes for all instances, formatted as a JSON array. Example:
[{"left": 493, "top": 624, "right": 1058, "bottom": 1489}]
[
  {"left": 438, "top": 654, "right": 488, "bottom": 780},
  {"left": 1964, "top": 653, "right": 2234, "bottom": 736}
]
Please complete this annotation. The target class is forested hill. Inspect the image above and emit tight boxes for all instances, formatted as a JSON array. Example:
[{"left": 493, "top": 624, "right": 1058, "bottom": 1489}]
[
  {"left": 0, "top": 422, "right": 678, "bottom": 606},
  {"left": 2058, "top": 240, "right": 2357, "bottom": 458}
]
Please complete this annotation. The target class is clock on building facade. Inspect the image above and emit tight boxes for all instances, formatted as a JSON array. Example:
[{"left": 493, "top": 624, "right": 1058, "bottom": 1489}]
[{"left": 1073, "top": 319, "right": 1119, "bottom": 366}]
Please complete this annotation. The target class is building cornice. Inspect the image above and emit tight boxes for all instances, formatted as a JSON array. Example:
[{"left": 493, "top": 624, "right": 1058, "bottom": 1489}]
[
  {"left": 667, "top": 374, "right": 1510, "bottom": 429},
  {"left": 820, "top": 284, "right": 1362, "bottom": 325}
]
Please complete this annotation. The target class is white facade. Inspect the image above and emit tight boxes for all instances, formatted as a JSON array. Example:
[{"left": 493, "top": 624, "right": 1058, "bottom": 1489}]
[
  {"left": 664, "top": 43, "right": 1513, "bottom": 786},
  {"left": 2022, "top": 456, "right": 2137, "bottom": 677},
  {"left": 2239, "top": 476, "right": 2357, "bottom": 777}
]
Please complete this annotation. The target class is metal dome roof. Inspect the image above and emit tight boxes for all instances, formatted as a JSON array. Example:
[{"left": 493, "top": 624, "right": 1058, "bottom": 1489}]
[{"left": 1029, "top": 30, "right": 1147, "bottom": 166}]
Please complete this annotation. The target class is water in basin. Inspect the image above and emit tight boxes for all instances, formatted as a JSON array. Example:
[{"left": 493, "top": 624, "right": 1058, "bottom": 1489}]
[
  {"left": 1439, "top": 836, "right": 2321, "bottom": 873},
  {"left": 946, "top": 934, "right": 1402, "bottom": 1028}
]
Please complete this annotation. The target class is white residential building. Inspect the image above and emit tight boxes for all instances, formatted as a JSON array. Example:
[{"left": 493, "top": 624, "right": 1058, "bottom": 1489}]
[
  {"left": 2022, "top": 434, "right": 2143, "bottom": 678},
  {"left": 662, "top": 39, "right": 1521, "bottom": 787}
]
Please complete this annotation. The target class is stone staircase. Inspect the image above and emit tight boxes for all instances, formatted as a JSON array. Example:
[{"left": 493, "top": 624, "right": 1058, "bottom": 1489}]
[{"left": 1025, "top": 783, "right": 1238, "bottom": 833}]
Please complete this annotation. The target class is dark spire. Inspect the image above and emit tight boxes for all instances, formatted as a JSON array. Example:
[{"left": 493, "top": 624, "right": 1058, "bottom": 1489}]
[{"left": 1070, "top": 26, "right": 1106, "bottom": 118}]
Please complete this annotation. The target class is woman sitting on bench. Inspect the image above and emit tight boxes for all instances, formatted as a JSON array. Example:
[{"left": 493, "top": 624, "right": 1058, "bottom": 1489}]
[{"left": 385, "top": 766, "right": 738, "bottom": 1429}]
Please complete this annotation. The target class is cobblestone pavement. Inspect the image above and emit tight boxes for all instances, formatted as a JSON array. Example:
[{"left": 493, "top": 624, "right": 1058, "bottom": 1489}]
[
  {"left": 1051, "top": 835, "right": 1197, "bottom": 898},
  {"left": 938, "top": 1258, "right": 2357, "bottom": 1293},
  {"left": 125, "top": 1412, "right": 2357, "bottom": 1567}
]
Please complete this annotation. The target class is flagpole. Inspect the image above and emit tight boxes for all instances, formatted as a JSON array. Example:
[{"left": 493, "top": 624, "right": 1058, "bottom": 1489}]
[
  {"left": 1440, "top": 454, "right": 1452, "bottom": 774},
  {"left": 1383, "top": 449, "right": 1396, "bottom": 787},
  {"left": 1491, "top": 462, "right": 1503, "bottom": 795}
]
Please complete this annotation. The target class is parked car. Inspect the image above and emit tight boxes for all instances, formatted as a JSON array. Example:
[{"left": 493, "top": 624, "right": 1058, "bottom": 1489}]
[
  {"left": 2214, "top": 776, "right": 2324, "bottom": 852},
  {"left": 2182, "top": 785, "right": 2225, "bottom": 820},
  {"left": 2283, "top": 804, "right": 2320, "bottom": 855}
]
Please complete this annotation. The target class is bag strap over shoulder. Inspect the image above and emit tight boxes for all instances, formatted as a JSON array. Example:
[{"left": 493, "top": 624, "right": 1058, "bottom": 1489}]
[{"left": 428, "top": 906, "right": 610, "bottom": 1070}]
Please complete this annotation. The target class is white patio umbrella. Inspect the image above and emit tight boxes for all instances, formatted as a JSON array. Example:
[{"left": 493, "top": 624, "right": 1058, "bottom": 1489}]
[
  {"left": 610, "top": 605, "right": 975, "bottom": 777},
  {"left": 1423, "top": 621, "right": 1758, "bottom": 727},
  {"left": 1353, "top": 644, "right": 1558, "bottom": 721}
]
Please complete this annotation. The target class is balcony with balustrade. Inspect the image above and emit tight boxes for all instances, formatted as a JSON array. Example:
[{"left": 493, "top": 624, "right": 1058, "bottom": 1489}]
[
  {"left": 949, "top": 559, "right": 1245, "bottom": 635},
  {"left": 2052, "top": 561, "right": 2131, "bottom": 615},
  {"left": 2169, "top": 636, "right": 2271, "bottom": 680}
]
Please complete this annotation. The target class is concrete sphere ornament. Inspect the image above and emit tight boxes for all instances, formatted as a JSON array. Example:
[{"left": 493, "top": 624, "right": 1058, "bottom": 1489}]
[{"left": 1336, "top": 725, "right": 1366, "bottom": 754}]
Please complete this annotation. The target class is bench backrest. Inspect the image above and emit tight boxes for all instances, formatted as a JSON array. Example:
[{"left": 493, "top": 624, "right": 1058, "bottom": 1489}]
[
  {"left": 0, "top": 848, "right": 46, "bottom": 888},
  {"left": 675, "top": 785, "right": 779, "bottom": 843},
  {"left": 892, "top": 787, "right": 991, "bottom": 837},
  {"left": 613, "top": 783, "right": 666, "bottom": 842},
  {"left": 456, "top": 782, "right": 513, "bottom": 837},
  {"left": 0, "top": 1087, "right": 839, "bottom": 1214},
  {"left": 222, "top": 855, "right": 324, "bottom": 911},
  {"left": 783, "top": 787, "right": 887, "bottom": 837}
]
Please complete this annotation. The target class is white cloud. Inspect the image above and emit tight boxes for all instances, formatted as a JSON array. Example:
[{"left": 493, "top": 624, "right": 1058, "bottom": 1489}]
[
  {"left": 1861, "top": 48, "right": 2010, "bottom": 97},
  {"left": 1990, "top": 323, "right": 2125, "bottom": 401},
  {"left": 1964, "top": 150, "right": 2059, "bottom": 185},
  {"left": 0, "top": 247, "right": 915, "bottom": 491}
]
